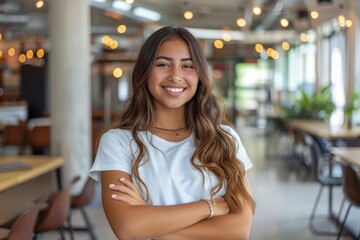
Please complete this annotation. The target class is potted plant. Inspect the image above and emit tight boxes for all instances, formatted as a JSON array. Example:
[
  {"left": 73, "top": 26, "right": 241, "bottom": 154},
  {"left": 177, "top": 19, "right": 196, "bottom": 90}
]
[
  {"left": 280, "top": 85, "right": 335, "bottom": 120},
  {"left": 343, "top": 91, "right": 360, "bottom": 129}
]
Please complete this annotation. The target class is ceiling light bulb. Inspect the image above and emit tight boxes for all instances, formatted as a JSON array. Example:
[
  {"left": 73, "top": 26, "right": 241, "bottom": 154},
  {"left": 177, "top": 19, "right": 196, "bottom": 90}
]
[
  {"left": 345, "top": 19, "right": 352, "bottom": 27},
  {"left": 26, "top": 50, "right": 34, "bottom": 59},
  {"left": 310, "top": 11, "right": 319, "bottom": 19},
  {"left": 281, "top": 42, "right": 290, "bottom": 51},
  {"left": 113, "top": 67, "right": 123, "bottom": 78},
  {"left": 214, "top": 40, "right": 224, "bottom": 49},
  {"left": 8, "top": 48, "right": 15, "bottom": 56},
  {"left": 255, "top": 44, "right": 263, "bottom": 53},
  {"left": 338, "top": 15, "right": 346, "bottom": 27},
  {"left": 37, "top": 49, "right": 45, "bottom": 58},
  {"left": 253, "top": 6, "right": 262, "bottom": 15},
  {"left": 300, "top": 33, "right": 307, "bottom": 42},
  {"left": 36, "top": 0, "right": 44, "bottom": 8},
  {"left": 184, "top": 11, "right": 193, "bottom": 20},
  {"left": 280, "top": 18, "right": 289, "bottom": 27},
  {"left": 236, "top": 18, "right": 247, "bottom": 28},
  {"left": 117, "top": 24, "right": 127, "bottom": 34}
]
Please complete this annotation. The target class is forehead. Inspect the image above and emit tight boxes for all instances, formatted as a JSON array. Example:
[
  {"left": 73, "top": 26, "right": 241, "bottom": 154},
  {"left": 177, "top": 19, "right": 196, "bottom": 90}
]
[{"left": 156, "top": 38, "right": 192, "bottom": 57}]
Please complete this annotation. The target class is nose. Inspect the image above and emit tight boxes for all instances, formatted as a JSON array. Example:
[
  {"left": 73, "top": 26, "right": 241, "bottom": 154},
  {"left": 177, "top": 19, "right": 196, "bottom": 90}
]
[{"left": 168, "top": 67, "right": 183, "bottom": 82}]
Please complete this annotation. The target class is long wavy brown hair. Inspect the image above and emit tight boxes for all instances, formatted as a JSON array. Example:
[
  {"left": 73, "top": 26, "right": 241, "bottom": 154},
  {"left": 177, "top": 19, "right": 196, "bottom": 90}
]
[{"left": 110, "top": 26, "right": 255, "bottom": 212}]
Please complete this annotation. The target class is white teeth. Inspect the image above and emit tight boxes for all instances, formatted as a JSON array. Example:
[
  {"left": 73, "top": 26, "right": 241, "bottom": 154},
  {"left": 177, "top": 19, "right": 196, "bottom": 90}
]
[{"left": 165, "top": 87, "right": 184, "bottom": 93}]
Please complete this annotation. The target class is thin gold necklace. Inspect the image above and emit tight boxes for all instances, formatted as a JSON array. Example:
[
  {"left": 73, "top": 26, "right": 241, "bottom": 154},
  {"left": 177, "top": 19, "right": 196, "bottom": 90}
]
[{"left": 154, "top": 126, "right": 187, "bottom": 137}]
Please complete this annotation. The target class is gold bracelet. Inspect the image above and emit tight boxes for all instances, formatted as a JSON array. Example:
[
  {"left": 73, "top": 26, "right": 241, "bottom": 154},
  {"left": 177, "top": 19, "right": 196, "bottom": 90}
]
[{"left": 201, "top": 199, "right": 214, "bottom": 219}]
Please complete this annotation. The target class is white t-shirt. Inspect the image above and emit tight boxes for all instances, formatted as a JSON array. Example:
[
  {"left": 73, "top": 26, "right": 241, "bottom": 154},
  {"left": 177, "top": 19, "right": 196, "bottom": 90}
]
[{"left": 89, "top": 124, "right": 252, "bottom": 206}]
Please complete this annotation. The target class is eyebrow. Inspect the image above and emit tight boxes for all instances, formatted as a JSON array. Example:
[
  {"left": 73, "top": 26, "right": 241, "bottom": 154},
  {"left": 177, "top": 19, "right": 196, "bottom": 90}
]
[{"left": 155, "top": 56, "right": 192, "bottom": 61}]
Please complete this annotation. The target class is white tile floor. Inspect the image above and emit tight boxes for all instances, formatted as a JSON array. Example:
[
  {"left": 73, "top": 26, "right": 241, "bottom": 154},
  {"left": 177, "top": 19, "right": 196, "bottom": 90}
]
[{"left": 41, "top": 119, "right": 359, "bottom": 240}]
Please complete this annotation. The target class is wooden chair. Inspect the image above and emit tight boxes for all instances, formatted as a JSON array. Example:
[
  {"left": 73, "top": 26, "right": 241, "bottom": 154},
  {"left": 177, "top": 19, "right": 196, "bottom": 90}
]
[
  {"left": 65, "top": 122, "right": 101, "bottom": 239},
  {"left": 67, "top": 177, "right": 98, "bottom": 240},
  {"left": 27, "top": 125, "right": 50, "bottom": 155},
  {"left": 0, "top": 200, "right": 45, "bottom": 240},
  {"left": 34, "top": 176, "right": 80, "bottom": 240},
  {"left": 336, "top": 163, "right": 360, "bottom": 240},
  {"left": 306, "top": 133, "right": 343, "bottom": 236},
  {"left": 1, "top": 121, "right": 28, "bottom": 154}
]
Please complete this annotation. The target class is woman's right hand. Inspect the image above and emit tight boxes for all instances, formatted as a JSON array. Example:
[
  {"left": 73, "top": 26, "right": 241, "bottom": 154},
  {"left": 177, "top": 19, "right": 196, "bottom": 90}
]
[{"left": 210, "top": 197, "right": 230, "bottom": 217}]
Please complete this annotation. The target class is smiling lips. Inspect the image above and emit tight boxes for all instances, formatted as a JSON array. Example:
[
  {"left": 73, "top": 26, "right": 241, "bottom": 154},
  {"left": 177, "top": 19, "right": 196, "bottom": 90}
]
[{"left": 164, "top": 87, "right": 186, "bottom": 93}]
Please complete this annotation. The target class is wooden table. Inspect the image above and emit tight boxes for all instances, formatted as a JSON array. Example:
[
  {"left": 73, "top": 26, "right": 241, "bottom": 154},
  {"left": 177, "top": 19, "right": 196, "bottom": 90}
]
[
  {"left": 288, "top": 119, "right": 360, "bottom": 140},
  {"left": 0, "top": 155, "right": 63, "bottom": 225},
  {"left": 331, "top": 147, "right": 360, "bottom": 168},
  {"left": 330, "top": 147, "right": 360, "bottom": 239}
]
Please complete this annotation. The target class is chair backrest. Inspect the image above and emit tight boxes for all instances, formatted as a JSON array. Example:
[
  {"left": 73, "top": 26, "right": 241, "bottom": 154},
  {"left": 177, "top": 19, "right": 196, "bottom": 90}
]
[
  {"left": 6, "top": 201, "right": 43, "bottom": 240},
  {"left": 27, "top": 125, "right": 50, "bottom": 150},
  {"left": 342, "top": 164, "right": 360, "bottom": 206},
  {"left": 71, "top": 177, "right": 97, "bottom": 208},
  {"left": 2, "top": 121, "right": 27, "bottom": 146},
  {"left": 302, "top": 132, "right": 342, "bottom": 181},
  {"left": 35, "top": 176, "right": 80, "bottom": 232}
]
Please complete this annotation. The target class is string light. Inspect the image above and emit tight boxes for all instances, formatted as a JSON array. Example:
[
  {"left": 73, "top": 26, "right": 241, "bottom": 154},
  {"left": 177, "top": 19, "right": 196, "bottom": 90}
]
[
  {"left": 184, "top": 11, "right": 193, "bottom": 20},
  {"left": 255, "top": 43, "right": 263, "bottom": 53},
  {"left": 36, "top": 0, "right": 44, "bottom": 9},
  {"left": 113, "top": 67, "right": 123, "bottom": 78},
  {"left": 338, "top": 15, "right": 346, "bottom": 27},
  {"left": 214, "top": 40, "right": 224, "bottom": 49},
  {"left": 117, "top": 24, "right": 127, "bottom": 34},
  {"left": 310, "top": 11, "right": 319, "bottom": 19},
  {"left": 236, "top": 18, "right": 247, "bottom": 28},
  {"left": 37, "top": 49, "right": 45, "bottom": 58},
  {"left": 26, "top": 50, "right": 34, "bottom": 59},
  {"left": 253, "top": 6, "right": 262, "bottom": 15},
  {"left": 282, "top": 41, "right": 290, "bottom": 51},
  {"left": 280, "top": 18, "right": 289, "bottom": 27},
  {"left": 8, "top": 48, "right": 15, "bottom": 56}
]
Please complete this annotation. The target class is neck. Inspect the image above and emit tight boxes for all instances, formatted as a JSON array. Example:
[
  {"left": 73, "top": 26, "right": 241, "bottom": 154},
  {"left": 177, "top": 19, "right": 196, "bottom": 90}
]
[{"left": 155, "top": 110, "right": 186, "bottom": 130}]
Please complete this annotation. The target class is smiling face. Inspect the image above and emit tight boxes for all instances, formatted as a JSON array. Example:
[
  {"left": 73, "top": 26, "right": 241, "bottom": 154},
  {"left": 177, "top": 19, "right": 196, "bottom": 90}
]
[{"left": 147, "top": 38, "right": 199, "bottom": 112}]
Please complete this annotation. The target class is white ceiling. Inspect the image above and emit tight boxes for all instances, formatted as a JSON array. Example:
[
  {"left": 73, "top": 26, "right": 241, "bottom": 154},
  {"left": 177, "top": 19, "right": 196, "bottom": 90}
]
[{"left": 0, "top": 0, "right": 359, "bottom": 45}]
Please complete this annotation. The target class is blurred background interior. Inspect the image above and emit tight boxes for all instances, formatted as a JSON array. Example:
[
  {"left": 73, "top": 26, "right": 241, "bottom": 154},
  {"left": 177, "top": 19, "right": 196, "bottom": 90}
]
[{"left": 0, "top": 0, "right": 360, "bottom": 239}]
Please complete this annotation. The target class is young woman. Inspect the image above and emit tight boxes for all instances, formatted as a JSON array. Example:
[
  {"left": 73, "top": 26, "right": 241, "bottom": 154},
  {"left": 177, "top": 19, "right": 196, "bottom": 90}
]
[{"left": 89, "top": 26, "right": 255, "bottom": 240}]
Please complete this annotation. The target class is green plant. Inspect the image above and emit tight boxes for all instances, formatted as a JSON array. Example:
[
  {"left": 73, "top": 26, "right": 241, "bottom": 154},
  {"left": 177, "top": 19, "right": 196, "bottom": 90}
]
[
  {"left": 344, "top": 90, "right": 360, "bottom": 120},
  {"left": 281, "top": 85, "right": 335, "bottom": 120}
]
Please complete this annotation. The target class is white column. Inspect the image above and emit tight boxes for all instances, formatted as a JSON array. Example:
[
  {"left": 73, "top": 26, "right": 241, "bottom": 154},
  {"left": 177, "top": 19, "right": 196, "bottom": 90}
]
[
  {"left": 49, "top": 0, "right": 91, "bottom": 193},
  {"left": 345, "top": 10, "right": 358, "bottom": 101}
]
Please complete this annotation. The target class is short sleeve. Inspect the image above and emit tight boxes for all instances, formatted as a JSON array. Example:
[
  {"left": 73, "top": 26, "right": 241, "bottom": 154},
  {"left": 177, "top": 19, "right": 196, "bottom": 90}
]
[
  {"left": 221, "top": 125, "right": 253, "bottom": 171},
  {"left": 89, "top": 129, "right": 134, "bottom": 182}
]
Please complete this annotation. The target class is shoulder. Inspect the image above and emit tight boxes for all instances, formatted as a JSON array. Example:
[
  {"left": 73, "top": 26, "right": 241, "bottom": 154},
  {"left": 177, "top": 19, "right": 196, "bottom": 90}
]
[
  {"left": 219, "top": 124, "right": 237, "bottom": 136},
  {"left": 99, "top": 128, "right": 132, "bottom": 146}
]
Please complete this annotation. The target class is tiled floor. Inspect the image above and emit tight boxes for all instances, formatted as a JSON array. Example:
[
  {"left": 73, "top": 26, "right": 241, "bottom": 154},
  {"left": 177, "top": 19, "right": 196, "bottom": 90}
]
[{"left": 41, "top": 119, "right": 359, "bottom": 240}]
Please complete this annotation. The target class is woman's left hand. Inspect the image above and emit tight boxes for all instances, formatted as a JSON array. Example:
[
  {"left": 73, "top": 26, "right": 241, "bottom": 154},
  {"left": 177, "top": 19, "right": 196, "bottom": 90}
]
[{"left": 109, "top": 178, "right": 147, "bottom": 206}]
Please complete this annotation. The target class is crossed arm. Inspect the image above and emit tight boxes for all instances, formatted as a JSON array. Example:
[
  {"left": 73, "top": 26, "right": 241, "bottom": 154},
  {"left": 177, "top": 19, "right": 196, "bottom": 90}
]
[{"left": 101, "top": 170, "right": 253, "bottom": 240}]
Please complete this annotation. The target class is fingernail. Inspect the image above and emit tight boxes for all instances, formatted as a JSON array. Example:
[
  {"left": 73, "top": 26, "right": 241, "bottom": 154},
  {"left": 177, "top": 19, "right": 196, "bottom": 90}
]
[
  {"left": 111, "top": 194, "right": 117, "bottom": 198},
  {"left": 109, "top": 184, "right": 115, "bottom": 188},
  {"left": 120, "top": 178, "right": 125, "bottom": 182}
]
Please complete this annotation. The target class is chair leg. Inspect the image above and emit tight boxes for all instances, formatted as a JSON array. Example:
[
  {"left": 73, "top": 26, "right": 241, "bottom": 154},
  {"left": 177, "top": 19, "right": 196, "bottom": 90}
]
[
  {"left": 67, "top": 210, "right": 75, "bottom": 240},
  {"left": 33, "top": 233, "right": 40, "bottom": 240},
  {"left": 336, "top": 203, "right": 352, "bottom": 240},
  {"left": 337, "top": 197, "right": 346, "bottom": 227},
  {"left": 80, "top": 208, "right": 98, "bottom": 240},
  {"left": 309, "top": 185, "right": 338, "bottom": 235}
]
